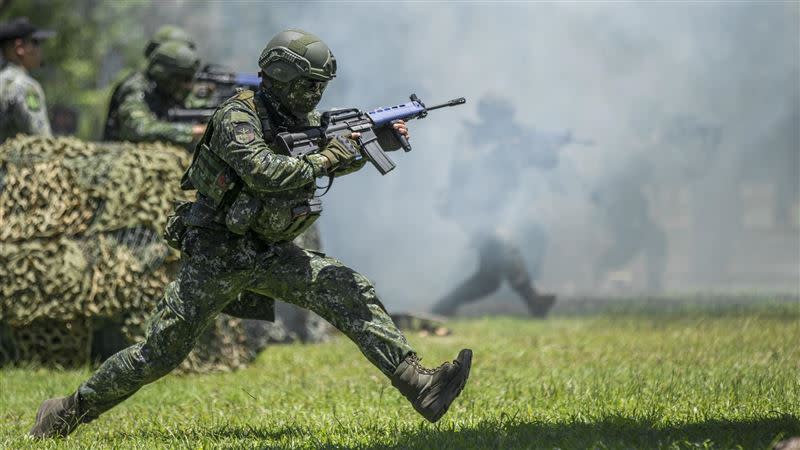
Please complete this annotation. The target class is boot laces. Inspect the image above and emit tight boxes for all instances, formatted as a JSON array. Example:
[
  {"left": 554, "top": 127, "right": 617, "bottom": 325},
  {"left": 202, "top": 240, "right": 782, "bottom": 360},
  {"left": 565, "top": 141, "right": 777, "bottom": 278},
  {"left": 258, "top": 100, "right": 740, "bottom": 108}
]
[{"left": 406, "top": 354, "right": 450, "bottom": 376}]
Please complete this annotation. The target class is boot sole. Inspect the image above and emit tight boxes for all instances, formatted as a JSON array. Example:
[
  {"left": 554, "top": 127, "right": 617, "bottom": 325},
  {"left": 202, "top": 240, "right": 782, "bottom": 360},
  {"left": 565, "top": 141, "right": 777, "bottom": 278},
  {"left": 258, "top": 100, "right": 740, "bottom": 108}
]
[
  {"left": 29, "top": 398, "right": 61, "bottom": 439},
  {"left": 28, "top": 396, "right": 84, "bottom": 439},
  {"left": 426, "top": 348, "right": 473, "bottom": 423}
]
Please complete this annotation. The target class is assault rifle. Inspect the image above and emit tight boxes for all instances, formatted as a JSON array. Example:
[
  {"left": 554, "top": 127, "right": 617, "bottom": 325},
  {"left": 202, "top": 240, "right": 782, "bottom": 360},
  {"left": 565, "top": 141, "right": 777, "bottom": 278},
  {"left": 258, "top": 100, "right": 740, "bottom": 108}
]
[
  {"left": 277, "top": 94, "right": 466, "bottom": 175},
  {"left": 167, "top": 65, "right": 260, "bottom": 123}
]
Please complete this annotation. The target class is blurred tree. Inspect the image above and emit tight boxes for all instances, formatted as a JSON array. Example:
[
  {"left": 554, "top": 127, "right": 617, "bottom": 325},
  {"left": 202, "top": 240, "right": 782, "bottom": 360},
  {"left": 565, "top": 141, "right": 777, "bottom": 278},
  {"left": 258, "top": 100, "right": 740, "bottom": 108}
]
[{"left": 1, "top": 0, "right": 152, "bottom": 139}]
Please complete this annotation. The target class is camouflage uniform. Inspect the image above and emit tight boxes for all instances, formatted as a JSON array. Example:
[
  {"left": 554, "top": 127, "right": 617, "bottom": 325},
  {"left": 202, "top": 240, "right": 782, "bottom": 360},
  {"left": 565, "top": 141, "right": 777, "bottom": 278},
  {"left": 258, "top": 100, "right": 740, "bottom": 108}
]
[
  {"left": 31, "top": 31, "right": 470, "bottom": 436},
  {"left": 280, "top": 224, "right": 332, "bottom": 343},
  {"left": 75, "top": 88, "right": 412, "bottom": 418},
  {"left": 102, "top": 71, "right": 194, "bottom": 147},
  {"left": 0, "top": 61, "right": 51, "bottom": 144}
]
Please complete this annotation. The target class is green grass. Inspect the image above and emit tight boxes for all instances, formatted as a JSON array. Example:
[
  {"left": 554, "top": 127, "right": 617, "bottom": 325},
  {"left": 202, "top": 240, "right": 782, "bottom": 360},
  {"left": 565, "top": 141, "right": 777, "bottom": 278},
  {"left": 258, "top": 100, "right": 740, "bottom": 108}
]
[{"left": 2, "top": 303, "right": 799, "bottom": 449}]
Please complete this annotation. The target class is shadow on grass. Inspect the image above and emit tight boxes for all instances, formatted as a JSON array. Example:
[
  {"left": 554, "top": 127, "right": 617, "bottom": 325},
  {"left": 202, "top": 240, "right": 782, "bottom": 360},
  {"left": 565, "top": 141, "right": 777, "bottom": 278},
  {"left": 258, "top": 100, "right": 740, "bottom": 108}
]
[
  {"left": 366, "top": 415, "right": 800, "bottom": 449},
  {"left": 113, "top": 414, "right": 800, "bottom": 449}
]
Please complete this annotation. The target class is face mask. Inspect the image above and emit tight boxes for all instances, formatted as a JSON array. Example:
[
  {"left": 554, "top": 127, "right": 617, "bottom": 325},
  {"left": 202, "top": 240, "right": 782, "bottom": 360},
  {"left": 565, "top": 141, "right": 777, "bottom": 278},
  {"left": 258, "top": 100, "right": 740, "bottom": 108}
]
[
  {"left": 279, "top": 77, "right": 327, "bottom": 115},
  {"left": 165, "top": 72, "right": 195, "bottom": 103}
]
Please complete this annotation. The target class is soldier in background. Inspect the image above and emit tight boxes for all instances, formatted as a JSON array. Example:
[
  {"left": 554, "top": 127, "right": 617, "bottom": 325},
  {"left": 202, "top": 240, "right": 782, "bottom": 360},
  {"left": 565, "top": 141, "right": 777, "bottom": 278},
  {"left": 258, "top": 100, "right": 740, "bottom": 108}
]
[
  {"left": 432, "top": 227, "right": 555, "bottom": 317},
  {"left": 0, "top": 17, "right": 54, "bottom": 144},
  {"left": 591, "top": 158, "right": 667, "bottom": 291},
  {"left": 433, "top": 96, "right": 568, "bottom": 318},
  {"left": 102, "top": 40, "right": 204, "bottom": 149},
  {"left": 102, "top": 25, "right": 196, "bottom": 143}
]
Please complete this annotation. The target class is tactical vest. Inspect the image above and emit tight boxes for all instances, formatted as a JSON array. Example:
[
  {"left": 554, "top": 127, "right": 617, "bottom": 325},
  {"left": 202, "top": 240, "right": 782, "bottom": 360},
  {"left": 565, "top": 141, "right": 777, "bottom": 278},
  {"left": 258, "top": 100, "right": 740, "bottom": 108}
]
[
  {"left": 102, "top": 74, "right": 130, "bottom": 142},
  {"left": 180, "top": 89, "right": 320, "bottom": 242}
]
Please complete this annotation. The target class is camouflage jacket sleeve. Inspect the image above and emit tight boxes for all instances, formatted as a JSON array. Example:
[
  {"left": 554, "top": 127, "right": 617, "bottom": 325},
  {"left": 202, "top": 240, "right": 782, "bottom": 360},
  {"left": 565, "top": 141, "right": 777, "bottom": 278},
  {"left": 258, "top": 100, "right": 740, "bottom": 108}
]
[
  {"left": 8, "top": 77, "right": 52, "bottom": 137},
  {"left": 116, "top": 89, "right": 194, "bottom": 146},
  {"left": 209, "top": 99, "right": 326, "bottom": 192},
  {"left": 332, "top": 156, "right": 367, "bottom": 178}
]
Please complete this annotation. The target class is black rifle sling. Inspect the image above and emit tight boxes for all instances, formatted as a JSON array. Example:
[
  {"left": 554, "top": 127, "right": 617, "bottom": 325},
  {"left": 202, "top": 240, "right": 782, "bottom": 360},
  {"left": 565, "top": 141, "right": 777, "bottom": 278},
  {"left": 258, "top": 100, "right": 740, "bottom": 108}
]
[{"left": 254, "top": 93, "right": 275, "bottom": 142}]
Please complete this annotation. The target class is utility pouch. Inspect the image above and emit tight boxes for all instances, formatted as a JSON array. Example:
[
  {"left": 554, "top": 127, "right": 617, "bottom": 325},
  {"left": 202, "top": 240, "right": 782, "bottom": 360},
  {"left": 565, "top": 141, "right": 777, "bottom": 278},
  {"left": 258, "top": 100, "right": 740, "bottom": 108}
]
[
  {"left": 182, "top": 143, "right": 238, "bottom": 208},
  {"left": 226, "top": 191, "right": 262, "bottom": 235},
  {"left": 163, "top": 200, "right": 193, "bottom": 250},
  {"left": 283, "top": 198, "right": 323, "bottom": 238},
  {"left": 291, "top": 197, "right": 323, "bottom": 220}
]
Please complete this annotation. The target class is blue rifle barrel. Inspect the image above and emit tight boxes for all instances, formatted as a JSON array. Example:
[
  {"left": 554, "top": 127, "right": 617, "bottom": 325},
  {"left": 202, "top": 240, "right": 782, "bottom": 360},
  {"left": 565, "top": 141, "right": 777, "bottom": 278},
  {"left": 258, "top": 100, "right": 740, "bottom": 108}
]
[
  {"left": 366, "top": 96, "right": 466, "bottom": 127},
  {"left": 366, "top": 101, "right": 426, "bottom": 127}
]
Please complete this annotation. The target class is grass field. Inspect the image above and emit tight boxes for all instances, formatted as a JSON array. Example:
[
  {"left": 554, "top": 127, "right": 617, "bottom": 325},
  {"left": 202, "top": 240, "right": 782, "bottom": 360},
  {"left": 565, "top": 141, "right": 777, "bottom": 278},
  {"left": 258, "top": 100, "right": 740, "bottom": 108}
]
[{"left": 1, "top": 300, "right": 799, "bottom": 449}]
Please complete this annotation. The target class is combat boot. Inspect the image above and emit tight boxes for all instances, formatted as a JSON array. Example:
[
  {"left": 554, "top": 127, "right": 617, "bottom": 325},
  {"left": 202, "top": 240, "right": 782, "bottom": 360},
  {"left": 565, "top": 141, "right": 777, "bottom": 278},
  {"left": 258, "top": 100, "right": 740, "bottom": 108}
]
[
  {"left": 29, "top": 392, "right": 88, "bottom": 439},
  {"left": 391, "top": 349, "right": 472, "bottom": 423}
]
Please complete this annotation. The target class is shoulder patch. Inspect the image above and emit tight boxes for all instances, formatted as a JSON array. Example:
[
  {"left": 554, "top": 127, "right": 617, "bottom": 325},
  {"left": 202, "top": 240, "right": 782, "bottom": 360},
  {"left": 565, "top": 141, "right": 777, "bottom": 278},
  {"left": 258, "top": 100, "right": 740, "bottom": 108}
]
[
  {"left": 24, "top": 87, "right": 42, "bottom": 112},
  {"left": 230, "top": 110, "right": 252, "bottom": 123},
  {"left": 233, "top": 122, "right": 256, "bottom": 145}
]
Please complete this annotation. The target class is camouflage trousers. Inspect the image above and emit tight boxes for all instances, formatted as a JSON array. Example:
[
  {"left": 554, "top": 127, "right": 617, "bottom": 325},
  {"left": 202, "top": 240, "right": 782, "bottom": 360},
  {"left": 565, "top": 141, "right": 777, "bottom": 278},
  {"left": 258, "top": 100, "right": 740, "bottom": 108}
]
[{"left": 77, "top": 226, "right": 414, "bottom": 417}]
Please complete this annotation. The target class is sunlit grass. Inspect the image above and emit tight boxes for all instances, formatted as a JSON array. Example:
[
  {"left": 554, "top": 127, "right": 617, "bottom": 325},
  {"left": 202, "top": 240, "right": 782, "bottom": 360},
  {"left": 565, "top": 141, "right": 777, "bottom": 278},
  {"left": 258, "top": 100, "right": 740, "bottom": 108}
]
[{"left": 1, "top": 301, "right": 798, "bottom": 449}]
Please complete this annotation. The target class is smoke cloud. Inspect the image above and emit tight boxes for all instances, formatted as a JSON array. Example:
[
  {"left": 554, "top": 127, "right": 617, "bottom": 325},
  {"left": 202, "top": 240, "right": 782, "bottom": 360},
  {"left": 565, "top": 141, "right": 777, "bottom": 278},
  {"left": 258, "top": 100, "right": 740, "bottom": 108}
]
[{"left": 155, "top": 2, "right": 799, "bottom": 311}]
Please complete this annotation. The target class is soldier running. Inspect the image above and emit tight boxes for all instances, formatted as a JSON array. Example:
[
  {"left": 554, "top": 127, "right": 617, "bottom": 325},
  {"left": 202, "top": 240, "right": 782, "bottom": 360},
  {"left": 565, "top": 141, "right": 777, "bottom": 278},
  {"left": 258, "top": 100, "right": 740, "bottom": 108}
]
[{"left": 29, "top": 29, "right": 472, "bottom": 439}]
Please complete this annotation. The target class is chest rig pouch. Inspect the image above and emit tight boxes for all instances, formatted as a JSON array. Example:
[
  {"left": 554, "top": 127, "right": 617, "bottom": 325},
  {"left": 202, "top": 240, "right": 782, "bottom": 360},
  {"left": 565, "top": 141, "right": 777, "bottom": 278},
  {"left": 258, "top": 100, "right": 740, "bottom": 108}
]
[{"left": 181, "top": 117, "right": 240, "bottom": 209}]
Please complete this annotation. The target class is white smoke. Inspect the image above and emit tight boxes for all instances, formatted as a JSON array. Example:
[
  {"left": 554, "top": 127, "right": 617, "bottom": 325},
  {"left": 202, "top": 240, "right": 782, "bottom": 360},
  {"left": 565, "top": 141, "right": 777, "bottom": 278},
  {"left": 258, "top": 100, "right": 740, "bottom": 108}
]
[{"left": 156, "top": 2, "right": 799, "bottom": 310}]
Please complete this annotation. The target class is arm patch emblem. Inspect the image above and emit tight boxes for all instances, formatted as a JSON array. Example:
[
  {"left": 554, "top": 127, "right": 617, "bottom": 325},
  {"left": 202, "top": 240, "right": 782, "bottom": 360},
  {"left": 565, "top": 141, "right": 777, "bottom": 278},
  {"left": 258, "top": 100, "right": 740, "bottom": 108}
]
[
  {"left": 24, "top": 88, "right": 42, "bottom": 112},
  {"left": 233, "top": 122, "right": 256, "bottom": 144}
]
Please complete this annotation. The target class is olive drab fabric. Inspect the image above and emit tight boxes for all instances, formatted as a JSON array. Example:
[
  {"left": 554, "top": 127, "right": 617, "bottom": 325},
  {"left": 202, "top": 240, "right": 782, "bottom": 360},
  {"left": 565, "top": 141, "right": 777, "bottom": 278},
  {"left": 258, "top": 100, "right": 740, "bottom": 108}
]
[{"left": 0, "top": 61, "right": 51, "bottom": 144}]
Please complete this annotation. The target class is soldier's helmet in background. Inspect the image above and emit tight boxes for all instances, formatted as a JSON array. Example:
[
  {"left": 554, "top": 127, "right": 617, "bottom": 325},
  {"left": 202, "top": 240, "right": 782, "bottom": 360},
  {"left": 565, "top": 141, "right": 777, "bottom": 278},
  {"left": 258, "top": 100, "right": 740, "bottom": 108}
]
[
  {"left": 146, "top": 41, "right": 200, "bottom": 103},
  {"left": 144, "top": 24, "right": 195, "bottom": 58}
]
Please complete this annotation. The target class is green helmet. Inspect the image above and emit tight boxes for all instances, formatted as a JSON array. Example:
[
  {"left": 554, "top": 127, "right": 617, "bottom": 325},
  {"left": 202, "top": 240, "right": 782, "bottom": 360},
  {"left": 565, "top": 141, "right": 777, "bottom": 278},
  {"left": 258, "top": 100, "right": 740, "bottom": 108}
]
[
  {"left": 144, "top": 25, "right": 195, "bottom": 58},
  {"left": 258, "top": 29, "right": 336, "bottom": 84},
  {"left": 146, "top": 41, "right": 200, "bottom": 102}
]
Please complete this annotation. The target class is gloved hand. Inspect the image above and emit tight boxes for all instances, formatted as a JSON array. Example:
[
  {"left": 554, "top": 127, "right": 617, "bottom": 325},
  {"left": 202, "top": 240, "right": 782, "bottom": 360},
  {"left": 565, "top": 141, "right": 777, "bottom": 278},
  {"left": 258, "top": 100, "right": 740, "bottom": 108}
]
[{"left": 319, "top": 135, "right": 362, "bottom": 171}]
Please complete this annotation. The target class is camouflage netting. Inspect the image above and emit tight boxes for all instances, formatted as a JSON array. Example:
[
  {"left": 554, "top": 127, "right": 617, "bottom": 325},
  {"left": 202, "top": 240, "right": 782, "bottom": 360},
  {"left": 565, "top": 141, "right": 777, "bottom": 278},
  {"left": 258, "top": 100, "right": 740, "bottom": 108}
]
[{"left": 0, "top": 135, "right": 258, "bottom": 373}]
